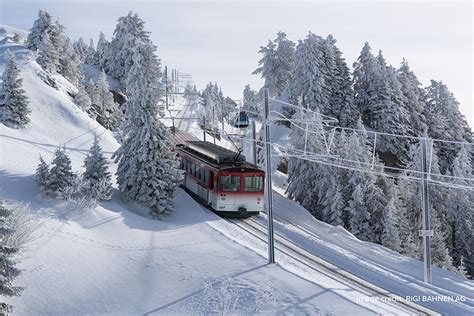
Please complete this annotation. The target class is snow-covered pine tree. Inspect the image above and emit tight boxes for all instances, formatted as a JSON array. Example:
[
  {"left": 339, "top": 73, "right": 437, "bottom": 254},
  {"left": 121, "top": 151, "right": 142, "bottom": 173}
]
[
  {"left": 242, "top": 84, "right": 260, "bottom": 116},
  {"left": 74, "top": 86, "right": 92, "bottom": 112},
  {"left": 107, "top": 11, "right": 150, "bottom": 83},
  {"left": 381, "top": 187, "right": 402, "bottom": 252},
  {"left": 73, "top": 37, "right": 88, "bottom": 62},
  {"left": 448, "top": 145, "right": 473, "bottom": 276},
  {"left": 90, "top": 70, "right": 118, "bottom": 130},
  {"left": 35, "top": 155, "right": 52, "bottom": 197},
  {"left": 57, "top": 34, "right": 82, "bottom": 86},
  {"left": 94, "top": 32, "right": 110, "bottom": 69},
  {"left": 424, "top": 80, "right": 472, "bottom": 173},
  {"left": 0, "top": 50, "right": 31, "bottom": 127},
  {"left": 84, "top": 39, "right": 96, "bottom": 65},
  {"left": 37, "top": 31, "right": 60, "bottom": 73},
  {"left": 83, "top": 137, "right": 112, "bottom": 200},
  {"left": 49, "top": 147, "right": 76, "bottom": 198},
  {"left": 26, "top": 9, "right": 53, "bottom": 51},
  {"left": 326, "top": 35, "right": 358, "bottom": 128},
  {"left": 286, "top": 107, "right": 326, "bottom": 219},
  {"left": 0, "top": 200, "right": 22, "bottom": 313},
  {"left": 253, "top": 31, "right": 295, "bottom": 98},
  {"left": 430, "top": 211, "right": 456, "bottom": 272},
  {"left": 114, "top": 25, "right": 182, "bottom": 216},
  {"left": 287, "top": 33, "right": 329, "bottom": 115},
  {"left": 397, "top": 59, "right": 427, "bottom": 137}
]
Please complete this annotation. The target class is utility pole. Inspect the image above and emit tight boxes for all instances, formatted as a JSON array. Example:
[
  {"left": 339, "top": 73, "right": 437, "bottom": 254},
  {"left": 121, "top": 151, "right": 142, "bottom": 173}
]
[
  {"left": 251, "top": 120, "right": 257, "bottom": 165},
  {"left": 263, "top": 88, "right": 275, "bottom": 264},
  {"left": 420, "top": 137, "right": 433, "bottom": 284}
]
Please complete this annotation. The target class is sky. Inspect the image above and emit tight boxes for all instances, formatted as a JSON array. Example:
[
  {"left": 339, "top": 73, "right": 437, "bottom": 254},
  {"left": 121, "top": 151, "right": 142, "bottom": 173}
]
[{"left": 0, "top": 0, "right": 472, "bottom": 127}]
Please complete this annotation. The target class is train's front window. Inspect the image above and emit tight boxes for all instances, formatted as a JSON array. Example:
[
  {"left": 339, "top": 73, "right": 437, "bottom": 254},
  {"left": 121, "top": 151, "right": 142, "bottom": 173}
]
[
  {"left": 244, "top": 175, "right": 263, "bottom": 192},
  {"left": 220, "top": 175, "right": 241, "bottom": 192}
]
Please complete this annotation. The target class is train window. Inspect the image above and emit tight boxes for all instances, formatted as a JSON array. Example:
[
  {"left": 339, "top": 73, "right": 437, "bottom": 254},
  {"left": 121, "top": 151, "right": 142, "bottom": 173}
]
[
  {"left": 220, "top": 175, "right": 241, "bottom": 192},
  {"left": 244, "top": 175, "right": 263, "bottom": 192},
  {"left": 191, "top": 163, "right": 196, "bottom": 176}
]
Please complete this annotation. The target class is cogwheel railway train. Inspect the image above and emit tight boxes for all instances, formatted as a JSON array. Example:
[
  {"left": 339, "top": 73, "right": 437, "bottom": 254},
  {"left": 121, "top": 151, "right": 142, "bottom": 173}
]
[{"left": 172, "top": 131, "right": 264, "bottom": 217}]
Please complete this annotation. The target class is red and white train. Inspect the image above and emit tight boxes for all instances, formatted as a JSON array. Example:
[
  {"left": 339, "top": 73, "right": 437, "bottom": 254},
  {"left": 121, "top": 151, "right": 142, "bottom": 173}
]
[{"left": 176, "top": 140, "right": 265, "bottom": 217}]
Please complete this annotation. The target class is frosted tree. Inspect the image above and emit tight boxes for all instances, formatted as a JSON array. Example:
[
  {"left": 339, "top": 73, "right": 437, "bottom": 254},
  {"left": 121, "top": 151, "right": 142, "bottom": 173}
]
[
  {"left": 49, "top": 147, "right": 76, "bottom": 198},
  {"left": 346, "top": 183, "right": 372, "bottom": 241},
  {"left": 94, "top": 32, "right": 110, "bottom": 68},
  {"left": 114, "top": 25, "right": 182, "bottom": 215},
  {"left": 35, "top": 155, "right": 52, "bottom": 197},
  {"left": 74, "top": 86, "right": 92, "bottom": 112},
  {"left": 448, "top": 145, "right": 473, "bottom": 276},
  {"left": 58, "top": 35, "right": 82, "bottom": 86},
  {"left": 287, "top": 33, "right": 328, "bottom": 114},
  {"left": 430, "top": 211, "right": 456, "bottom": 272},
  {"left": 26, "top": 10, "right": 54, "bottom": 51},
  {"left": 397, "top": 59, "right": 427, "bottom": 137},
  {"left": 83, "top": 137, "right": 112, "bottom": 200},
  {"left": 0, "top": 50, "right": 31, "bottom": 127},
  {"left": 73, "top": 37, "right": 88, "bottom": 62},
  {"left": 381, "top": 190, "right": 402, "bottom": 252},
  {"left": 0, "top": 201, "right": 22, "bottom": 314},
  {"left": 107, "top": 11, "right": 150, "bottom": 83},
  {"left": 253, "top": 31, "right": 295, "bottom": 98},
  {"left": 326, "top": 35, "right": 358, "bottom": 127},
  {"left": 286, "top": 108, "right": 326, "bottom": 219},
  {"left": 90, "top": 70, "right": 118, "bottom": 130},
  {"left": 242, "top": 84, "right": 260, "bottom": 115},
  {"left": 424, "top": 80, "right": 472, "bottom": 173},
  {"left": 37, "top": 31, "right": 60, "bottom": 73},
  {"left": 84, "top": 39, "right": 96, "bottom": 65}
]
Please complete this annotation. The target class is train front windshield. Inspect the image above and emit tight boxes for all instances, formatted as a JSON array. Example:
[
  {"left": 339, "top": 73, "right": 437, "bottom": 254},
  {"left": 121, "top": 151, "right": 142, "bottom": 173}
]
[
  {"left": 244, "top": 175, "right": 263, "bottom": 192},
  {"left": 220, "top": 175, "right": 241, "bottom": 192}
]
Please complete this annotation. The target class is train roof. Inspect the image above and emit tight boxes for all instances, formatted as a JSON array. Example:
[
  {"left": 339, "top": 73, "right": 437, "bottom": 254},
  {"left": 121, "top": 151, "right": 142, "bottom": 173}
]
[
  {"left": 169, "top": 129, "right": 200, "bottom": 146},
  {"left": 183, "top": 141, "right": 246, "bottom": 164}
]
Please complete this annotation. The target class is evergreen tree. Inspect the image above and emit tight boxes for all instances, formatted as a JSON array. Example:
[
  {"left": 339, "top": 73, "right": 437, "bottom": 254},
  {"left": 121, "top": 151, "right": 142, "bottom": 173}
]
[
  {"left": 85, "top": 39, "right": 96, "bottom": 65},
  {"left": 286, "top": 107, "right": 326, "bottom": 219},
  {"left": 0, "top": 200, "right": 22, "bottom": 313},
  {"left": 381, "top": 189, "right": 402, "bottom": 252},
  {"left": 83, "top": 137, "right": 112, "bottom": 200},
  {"left": 73, "top": 37, "right": 88, "bottom": 62},
  {"left": 242, "top": 84, "right": 260, "bottom": 116},
  {"left": 90, "top": 70, "right": 118, "bottom": 130},
  {"left": 57, "top": 34, "right": 82, "bottom": 86},
  {"left": 397, "top": 59, "right": 427, "bottom": 137},
  {"left": 424, "top": 80, "right": 472, "bottom": 173},
  {"left": 35, "top": 155, "right": 52, "bottom": 197},
  {"left": 253, "top": 31, "right": 295, "bottom": 98},
  {"left": 287, "top": 32, "right": 328, "bottom": 114},
  {"left": 114, "top": 19, "right": 182, "bottom": 215},
  {"left": 26, "top": 10, "right": 54, "bottom": 51},
  {"left": 49, "top": 147, "right": 76, "bottom": 197},
  {"left": 74, "top": 86, "right": 92, "bottom": 112},
  {"left": 107, "top": 11, "right": 150, "bottom": 83},
  {"left": 37, "top": 31, "right": 60, "bottom": 73},
  {"left": 448, "top": 145, "right": 473, "bottom": 276},
  {"left": 94, "top": 32, "right": 110, "bottom": 68},
  {"left": 0, "top": 50, "right": 31, "bottom": 127}
]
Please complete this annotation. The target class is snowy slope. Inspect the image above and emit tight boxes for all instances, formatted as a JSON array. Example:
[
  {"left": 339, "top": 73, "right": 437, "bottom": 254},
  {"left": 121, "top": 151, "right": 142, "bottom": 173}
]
[{"left": 0, "top": 29, "right": 420, "bottom": 315}]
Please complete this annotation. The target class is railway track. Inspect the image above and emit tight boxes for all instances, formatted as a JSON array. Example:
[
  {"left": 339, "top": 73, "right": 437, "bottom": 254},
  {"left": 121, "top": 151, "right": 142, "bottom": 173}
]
[{"left": 220, "top": 215, "right": 438, "bottom": 316}]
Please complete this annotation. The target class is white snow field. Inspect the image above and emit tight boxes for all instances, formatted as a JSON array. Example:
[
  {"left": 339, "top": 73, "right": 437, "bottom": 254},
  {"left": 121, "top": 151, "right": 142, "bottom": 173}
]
[{"left": 0, "top": 25, "right": 472, "bottom": 315}]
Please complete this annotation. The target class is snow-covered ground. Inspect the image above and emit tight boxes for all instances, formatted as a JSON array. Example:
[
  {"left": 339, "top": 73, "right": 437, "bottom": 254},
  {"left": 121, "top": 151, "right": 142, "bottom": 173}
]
[{"left": 1, "top": 25, "right": 473, "bottom": 315}]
